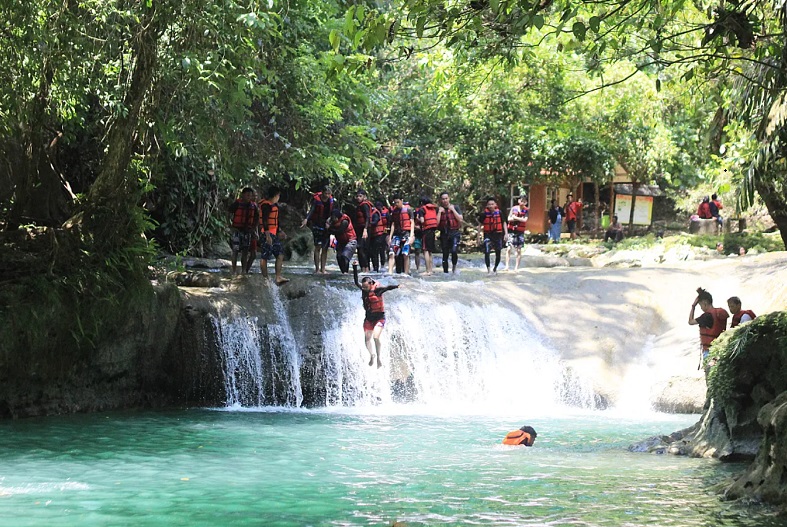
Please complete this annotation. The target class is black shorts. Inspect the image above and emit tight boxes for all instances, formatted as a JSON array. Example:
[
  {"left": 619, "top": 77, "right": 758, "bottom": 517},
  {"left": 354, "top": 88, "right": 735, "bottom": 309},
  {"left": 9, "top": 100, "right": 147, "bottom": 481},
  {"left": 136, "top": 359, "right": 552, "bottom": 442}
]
[
  {"left": 260, "top": 233, "right": 283, "bottom": 260},
  {"left": 567, "top": 219, "right": 577, "bottom": 233},
  {"left": 231, "top": 229, "right": 253, "bottom": 252},
  {"left": 311, "top": 227, "right": 330, "bottom": 248},
  {"left": 421, "top": 228, "right": 437, "bottom": 253}
]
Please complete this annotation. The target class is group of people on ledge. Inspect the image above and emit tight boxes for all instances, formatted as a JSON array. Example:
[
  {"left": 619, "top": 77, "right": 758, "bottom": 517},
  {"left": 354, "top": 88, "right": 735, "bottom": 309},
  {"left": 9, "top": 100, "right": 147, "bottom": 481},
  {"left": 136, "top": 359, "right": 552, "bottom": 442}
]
[
  {"left": 229, "top": 185, "right": 541, "bottom": 279},
  {"left": 689, "top": 287, "right": 757, "bottom": 371},
  {"left": 694, "top": 193, "right": 724, "bottom": 226}
]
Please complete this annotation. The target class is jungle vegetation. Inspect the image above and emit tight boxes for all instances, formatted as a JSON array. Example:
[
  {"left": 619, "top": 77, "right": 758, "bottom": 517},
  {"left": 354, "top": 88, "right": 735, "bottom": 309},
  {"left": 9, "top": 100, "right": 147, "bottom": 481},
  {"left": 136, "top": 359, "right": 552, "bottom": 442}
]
[{"left": 1, "top": 0, "right": 785, "bottom": 356}]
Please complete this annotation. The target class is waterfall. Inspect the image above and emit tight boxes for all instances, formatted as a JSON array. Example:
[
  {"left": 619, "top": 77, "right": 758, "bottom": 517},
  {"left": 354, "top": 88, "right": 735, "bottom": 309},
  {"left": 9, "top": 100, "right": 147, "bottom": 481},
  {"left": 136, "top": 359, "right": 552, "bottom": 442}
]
[{"left": 211, "top": 279, "right": 600, "bottom": 412}]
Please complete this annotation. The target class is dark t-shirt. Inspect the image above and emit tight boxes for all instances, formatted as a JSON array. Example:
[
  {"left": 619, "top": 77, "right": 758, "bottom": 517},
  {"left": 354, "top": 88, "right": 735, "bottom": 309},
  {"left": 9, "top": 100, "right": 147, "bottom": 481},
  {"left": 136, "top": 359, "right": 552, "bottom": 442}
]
[{"left": 695, "top": 312, "right": 714, "bottom": 329}]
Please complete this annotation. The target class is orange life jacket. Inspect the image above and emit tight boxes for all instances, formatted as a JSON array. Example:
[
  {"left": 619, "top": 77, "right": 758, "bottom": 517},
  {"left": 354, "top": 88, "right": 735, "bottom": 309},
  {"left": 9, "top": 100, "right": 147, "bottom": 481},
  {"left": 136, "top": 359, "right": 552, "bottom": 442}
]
[
  {"left": 731, "top": 310, "right": 756, "bottom": 328},
  {"left": 482, "top": 208, "right": 503, "bottom": 234},
  {"left": 507, "top": 206, "right": 528, "bottom": 233},
  {"left": 354, "top": 200, "right": 374, "bottom": 230},
  {"left": 391, "top": 205, "right": 412, "bottom": 234},
  {"left": 231, "top": 199, "right": 258, "bottom": 230},
  {"left": 418, "top": 203, "right": 438, "bottom": 230},
  {"left": 362, "top": 284, "right": 385, "bottom": 316},
  {"left": 331, "top": 213, "right": 357, "bottom": 244},
  {"left": 309, "top": 192, "right": 334, "bottom": 226},
  {"left": 699, "top": 307, "right": 728, "bottom": 349},
  {"left": 439, "top": 207, "right": 461, "bottom": 231},
  {"left": 259, "top": 199, "right": 279, "bottom": 235},
  {"left": 502, "top": 430, "right": 534, "bottom": 446},
  {"left": 372, "top": 207, "right": 387, "bottom": 237}
]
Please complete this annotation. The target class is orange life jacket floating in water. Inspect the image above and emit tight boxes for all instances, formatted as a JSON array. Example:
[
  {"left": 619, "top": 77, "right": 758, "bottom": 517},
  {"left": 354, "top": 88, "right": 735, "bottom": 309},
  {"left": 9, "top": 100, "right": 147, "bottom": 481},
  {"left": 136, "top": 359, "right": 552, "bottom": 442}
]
[{"left": 502, "top": 426, "right": 537, "bottom": 446}]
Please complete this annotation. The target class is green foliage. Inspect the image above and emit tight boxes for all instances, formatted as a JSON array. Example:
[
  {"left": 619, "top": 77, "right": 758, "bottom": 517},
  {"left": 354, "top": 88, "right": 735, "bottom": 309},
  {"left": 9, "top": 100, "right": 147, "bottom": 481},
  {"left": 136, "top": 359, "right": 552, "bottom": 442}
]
[
  {"left": 706, "top": 312, "right": 787, "bottom": 406},
  {"left": 685, "top": 232, "right": 786, "bottom": 254}
]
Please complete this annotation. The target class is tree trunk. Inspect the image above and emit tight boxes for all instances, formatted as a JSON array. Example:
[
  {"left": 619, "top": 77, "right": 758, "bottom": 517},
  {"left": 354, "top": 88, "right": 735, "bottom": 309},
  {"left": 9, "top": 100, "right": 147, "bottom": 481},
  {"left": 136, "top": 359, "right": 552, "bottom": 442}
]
[
  {"left": 84, "top": 4, "right": 160, "bottom": 248},
  {"left": 628, "top": 181, "right": 640, "bottom": 235},
  {"left": 594, "top": 181, "right": 601, "bottom": 234},
  {"left": 755, "top": 172, "right": 787, "bottom": 248}
]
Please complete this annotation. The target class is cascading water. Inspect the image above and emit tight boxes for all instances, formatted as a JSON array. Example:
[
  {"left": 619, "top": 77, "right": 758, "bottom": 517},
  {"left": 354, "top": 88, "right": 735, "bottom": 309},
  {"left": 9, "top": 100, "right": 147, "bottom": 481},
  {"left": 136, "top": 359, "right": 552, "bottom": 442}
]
[{"left": 211, "top": 278, "right": 600, "bottom": 412}]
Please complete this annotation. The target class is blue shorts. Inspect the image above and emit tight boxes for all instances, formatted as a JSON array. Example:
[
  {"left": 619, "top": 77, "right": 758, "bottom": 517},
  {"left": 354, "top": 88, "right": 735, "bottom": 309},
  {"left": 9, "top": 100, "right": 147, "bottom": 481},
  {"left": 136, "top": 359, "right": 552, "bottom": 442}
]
[
  {"left": 389, "top": 235, "right": 411, "bottom": 256},
  {"left": 508, "top": 233, "right": 525, "bottom": 247},
  {"left": 311, "top": 227, "right": 330, "bottom": 249},
  {"left": 260, "top": 233, "right": 283, "bottom": 260},
  {"left": 231, "top": 229, "right": 253, "bottom": 252}
]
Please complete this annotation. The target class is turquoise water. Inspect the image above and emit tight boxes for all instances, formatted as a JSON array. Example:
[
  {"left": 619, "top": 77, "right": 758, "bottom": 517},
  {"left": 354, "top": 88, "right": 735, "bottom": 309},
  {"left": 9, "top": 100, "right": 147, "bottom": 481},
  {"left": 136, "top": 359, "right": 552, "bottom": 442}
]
[{"left": 0, "top": 410, "right": 779, "bottom": 526}]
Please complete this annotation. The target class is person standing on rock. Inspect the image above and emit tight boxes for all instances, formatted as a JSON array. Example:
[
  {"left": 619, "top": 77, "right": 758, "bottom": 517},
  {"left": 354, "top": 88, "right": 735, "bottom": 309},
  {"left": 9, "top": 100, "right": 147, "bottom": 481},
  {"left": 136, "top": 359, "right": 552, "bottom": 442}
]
[
  {"left": 300, "top": 185, "right": 334, "bottom": 274},
  {"left": 353, "top": 262, "right": 400, "bottom": 368},
  {"left": 327, "top": 208, "right": 358, "bottom": 274},
  {"left": 689, "top": 287, "right": 729, "bottom": 369},
  {"left": 228, "top": 187, "right": 259, "bottom": 275},
  {"left": 387, "top": 195, "right": 415, "bottom": 275},
  {"left": 728, "top": 297, "right": 756, "bottom": 328},
  {"left": 259, "top": 187, "right": 289, "bottom": 285},
  {"left": 505, "top": 195, "right": 528, "bottom": 271},
  {"left": 436, "top": 191, "right": 463, "bottom": 274}
]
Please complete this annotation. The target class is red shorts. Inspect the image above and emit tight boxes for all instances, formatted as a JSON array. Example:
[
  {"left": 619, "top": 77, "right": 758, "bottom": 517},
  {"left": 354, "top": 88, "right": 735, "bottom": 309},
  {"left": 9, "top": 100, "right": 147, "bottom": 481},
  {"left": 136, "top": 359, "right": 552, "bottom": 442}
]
[{"left": 363, "top": 318, "right": 385, "bottom": 331}]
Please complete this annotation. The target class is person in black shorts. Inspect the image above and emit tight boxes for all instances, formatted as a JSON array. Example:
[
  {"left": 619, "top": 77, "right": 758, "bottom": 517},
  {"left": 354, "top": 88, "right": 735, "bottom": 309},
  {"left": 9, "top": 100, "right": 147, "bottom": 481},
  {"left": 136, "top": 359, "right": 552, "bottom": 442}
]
[
  {"left": 300, "top": 186, "right": 334, "bottom": 274},
  {"left": 436, "top": 192, "right": 463, "bottom": 274}
]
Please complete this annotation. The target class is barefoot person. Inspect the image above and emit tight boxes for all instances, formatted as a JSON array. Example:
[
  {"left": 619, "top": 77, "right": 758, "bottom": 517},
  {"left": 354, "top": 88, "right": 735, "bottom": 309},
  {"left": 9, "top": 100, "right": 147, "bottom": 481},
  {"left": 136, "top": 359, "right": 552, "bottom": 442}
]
[
  {"left": 388, "top": 195, "right": 415, "bottom": 275},
  {"left": 300, "top": 186, "right": 334, "bottom": 274},
  {"left": 353, "top": 262, "right": 400, "bottom": 368},
  {"left": 505, "top": 195, "right": 528, "bottom": 271},
  {"left": 326, "top": 208, "right": 358, "bottom": 274},
  {"left": 228, "top": 187, "right": 259, "bottom": 275},
  {"left": 689, "top": 287, "right": 729, "bottom": 370},
  {"left": 416, "top": 196, "right": 438, "bottom": 275},
  {"left": 259, "top": 187, "right": 289, "bottom": 284}
]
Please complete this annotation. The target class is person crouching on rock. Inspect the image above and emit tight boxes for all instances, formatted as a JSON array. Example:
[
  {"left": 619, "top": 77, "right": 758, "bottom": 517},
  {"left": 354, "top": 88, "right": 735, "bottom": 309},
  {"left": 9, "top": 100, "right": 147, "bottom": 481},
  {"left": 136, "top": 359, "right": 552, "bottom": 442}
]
[
  {"left": 327, "top": 208, "right": 358, "bottom": 274},
  {"left": 502, "top": 425, "right": 537, "bottom": 446},
  {"left": 353, "top": 262, "right": 400, "bottom": 368},
  {"left": 688, "top": 287, "right": 729, "bottom": 370}
]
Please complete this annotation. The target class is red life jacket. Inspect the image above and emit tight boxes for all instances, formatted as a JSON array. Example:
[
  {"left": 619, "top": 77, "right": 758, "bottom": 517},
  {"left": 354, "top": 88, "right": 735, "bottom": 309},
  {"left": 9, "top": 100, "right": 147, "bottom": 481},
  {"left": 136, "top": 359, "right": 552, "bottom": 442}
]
[
  {"left": 699, "top": 307, "right": 728, "bottom": 349},
  {"left": 731, "top": 310, "right": 756, "bottom": 328},
  {"left": 355, "top": 200, "right": 374, "bottom": 230},
  {"left": 309, "top": 192, "right": 334, "bottom": 226},
  {"left": 391, "top": 205, "right": 412, "bottom": 234},
  {"left": 259, "top": 199, "right": 280, "bottom": 235},
  {"left": 332, "top": 214, "right": 357, "bottom": 244},
  {"left": 231, "top": 199, "right": 258, "bottom": 229},
  {"left": 502, "top": 429, "right": 534, "bottom": 446},
  {"left": 439, "top": 207, "right": 460, "bottom": 231},
  {"left": 418, "top": 203, "right": 438, "bottom": 230},
  {"left": 697, "top": 202, "right": 712, "bottom": 219},
  {"left": 507, "top": 206, "right": 528, "bottom": 233},
  {"left": 371, "top": 207, "right": 387, "bottom": 237},
  {"left": 482, "top": 208, "right": 503, "bottom": 234},
  {"left": 362, "top": 284, "right": 385, "bottom": 316}
]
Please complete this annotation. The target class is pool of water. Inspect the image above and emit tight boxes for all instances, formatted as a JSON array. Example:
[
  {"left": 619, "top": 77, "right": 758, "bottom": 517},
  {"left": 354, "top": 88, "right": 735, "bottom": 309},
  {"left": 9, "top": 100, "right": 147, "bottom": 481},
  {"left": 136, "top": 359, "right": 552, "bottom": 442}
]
[{"left": 0, "top": 409, "right": 779, "bottom": 526}]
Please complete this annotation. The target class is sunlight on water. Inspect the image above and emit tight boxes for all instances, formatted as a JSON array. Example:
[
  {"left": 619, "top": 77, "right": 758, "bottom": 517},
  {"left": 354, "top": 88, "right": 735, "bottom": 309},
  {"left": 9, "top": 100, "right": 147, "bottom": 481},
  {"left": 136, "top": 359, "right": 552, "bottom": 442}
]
[{"left": 0, "top": 410, "right": 781, "bottom": 527}]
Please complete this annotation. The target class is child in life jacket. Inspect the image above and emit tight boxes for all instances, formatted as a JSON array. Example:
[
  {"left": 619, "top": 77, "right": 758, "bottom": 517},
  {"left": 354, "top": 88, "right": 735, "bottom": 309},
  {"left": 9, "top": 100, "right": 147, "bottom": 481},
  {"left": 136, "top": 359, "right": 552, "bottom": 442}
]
[{"left": 353, "top": 262, "right": 401, "bottom": 368}]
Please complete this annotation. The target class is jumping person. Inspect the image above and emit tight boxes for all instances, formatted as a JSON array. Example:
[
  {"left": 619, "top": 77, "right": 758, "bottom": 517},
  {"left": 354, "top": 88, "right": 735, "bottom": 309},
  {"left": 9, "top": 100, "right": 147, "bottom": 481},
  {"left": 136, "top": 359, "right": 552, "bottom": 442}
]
[
  {"left": 259, "top": 187, "right": 289, "bottom": 284},
  {"left": 505, "top": 195, "right": 528, "bottom": 271},
  {"left": 479, "top": 197, "right": 507, "bottom": 274},
  {"left": 353, "top": 262, "right": 400, "bottom": 368},
  {"left": 436, "top": 191, "right": 463, "bottom": 274},
  {"left": 326, "top": 208, "right": 358, "bottom": 274},
  {"left": 416, "top": 196, "right": 439, "bottom": 275},
  {"left": 353, "top": 189, "right": 374, "bottom": 273},
  {"left": 388, "top": 195, "right": 415, "bottom": 275},
  {"left": 728, "top": 296, "right": 756, "bottom": 328},
  {"left": 689, "top": 287, "right": 729, "bottom": 370},
  {"left": 300, "top": 186, "right": 334, "bottom": 274},
  {"left": 228, "top": 187, "right": 259, "bottom": 275}
]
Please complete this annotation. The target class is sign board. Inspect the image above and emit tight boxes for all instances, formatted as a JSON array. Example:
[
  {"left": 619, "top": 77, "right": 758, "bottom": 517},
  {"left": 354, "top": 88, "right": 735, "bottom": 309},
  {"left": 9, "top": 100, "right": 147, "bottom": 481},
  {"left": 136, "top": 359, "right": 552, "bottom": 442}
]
[{"left": 614, "top": 195, "right": 653, "bottom": 225}]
